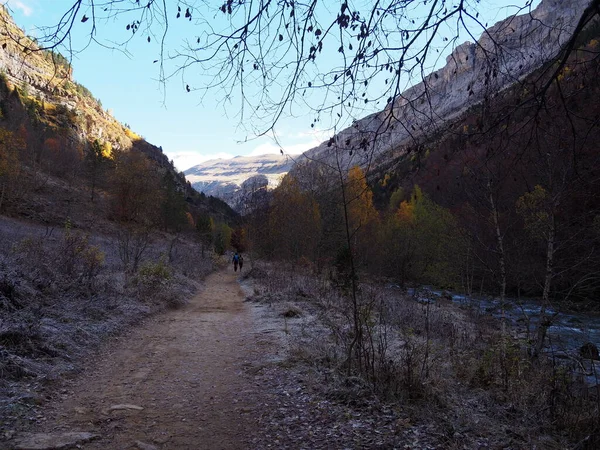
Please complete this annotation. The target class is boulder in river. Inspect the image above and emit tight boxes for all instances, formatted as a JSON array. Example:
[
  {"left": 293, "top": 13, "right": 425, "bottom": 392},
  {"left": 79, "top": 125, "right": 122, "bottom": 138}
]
[{"left": 580, "top": 342, "right": 599, "bottom": 360}]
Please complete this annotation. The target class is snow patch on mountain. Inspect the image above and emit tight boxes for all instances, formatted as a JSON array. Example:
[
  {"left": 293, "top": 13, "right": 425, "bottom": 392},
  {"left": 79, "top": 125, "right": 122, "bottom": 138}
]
[{"left": 184, "top": 154, "right": 295, "bottom": 210}]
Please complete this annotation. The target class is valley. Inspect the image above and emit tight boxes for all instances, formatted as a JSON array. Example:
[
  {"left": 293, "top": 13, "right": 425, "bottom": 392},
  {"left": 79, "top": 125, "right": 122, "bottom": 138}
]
[{"left": 1, "top": 0, "right": 600, "bottom": 448}]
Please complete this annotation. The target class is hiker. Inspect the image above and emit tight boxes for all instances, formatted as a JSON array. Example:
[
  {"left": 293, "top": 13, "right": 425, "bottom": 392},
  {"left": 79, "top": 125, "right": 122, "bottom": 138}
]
[
  {"left": 239, "top": 254, "right": 244, "bottom": 271},
  {"left": 232, "top": 251, "right": 239, "bottom": 272}
]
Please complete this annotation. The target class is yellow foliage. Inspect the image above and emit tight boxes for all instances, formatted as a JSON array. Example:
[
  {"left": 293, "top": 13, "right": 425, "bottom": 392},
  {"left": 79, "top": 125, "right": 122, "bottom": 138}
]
[
  {"left": 388, "top": 184, "right": 460, "bottom": 285},
  {"left": 397, "top": 185, "right": 426, "bottom": 223},
  {"left": 347, "top": 165, "right": 378, "bottom": 230},
  {"left": 516, "top": 185, "right": 551, "bottom": 239},
  {"left": 43, "top": 102, "right": 57, "bottom": 112},
  {"left": 557, "top": 66, "right": 572, "bottom": 82},
  {"left": 380, "top": 173, "right": 391, "bottom": 187},
  {"left": 125, "top": 128, "right": 142, "bottom": 141},
  {"left": 101, "top": 141, "right": 113, "bottom": 159},
  {"left": 397, "top": 200, "right": 415, "bottom": 224},
  {"left": 389, "top": 188, "right": 404, "bottom": 211}
]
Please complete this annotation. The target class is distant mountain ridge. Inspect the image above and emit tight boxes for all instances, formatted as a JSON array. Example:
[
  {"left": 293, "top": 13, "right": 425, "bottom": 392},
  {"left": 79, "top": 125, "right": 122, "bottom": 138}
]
[{"left": 185, "top": 154, "right": 294, "bottom": 210}]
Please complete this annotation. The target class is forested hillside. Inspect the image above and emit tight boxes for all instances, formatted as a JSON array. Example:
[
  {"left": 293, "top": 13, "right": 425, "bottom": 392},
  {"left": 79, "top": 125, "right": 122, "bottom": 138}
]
[
  {"left": 248, "top": 21, "right": 600, "bottom": 311},
  {"left": 218, "top": 12, "right": 600, "bottom": 447}
]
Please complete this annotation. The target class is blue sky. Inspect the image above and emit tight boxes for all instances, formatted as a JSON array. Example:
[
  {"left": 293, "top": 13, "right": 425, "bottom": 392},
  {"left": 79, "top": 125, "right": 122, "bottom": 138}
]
[{"left": 3, "top": 0, "right": 540, "bottom": 171}]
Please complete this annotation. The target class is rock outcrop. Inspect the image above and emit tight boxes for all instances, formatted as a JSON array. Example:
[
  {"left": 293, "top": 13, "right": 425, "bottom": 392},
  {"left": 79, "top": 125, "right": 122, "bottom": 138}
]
[
  {"left": 303, "top": 0, "right": 592, "bottom": 168},
  {"left": 183, "top": 0, "right": 591, "bottom": 209},
  {"left": 0, "top": 5, "right": 136, "bottom": 153}
]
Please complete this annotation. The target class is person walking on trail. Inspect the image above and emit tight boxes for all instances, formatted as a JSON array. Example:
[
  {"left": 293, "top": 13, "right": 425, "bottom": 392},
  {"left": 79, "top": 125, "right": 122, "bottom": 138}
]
[
  {"left": 239, "top": 254, "right": 244, "bottom": 271},
  {"left": 232, "top": 252, "right": 239, "bottom": 272}
]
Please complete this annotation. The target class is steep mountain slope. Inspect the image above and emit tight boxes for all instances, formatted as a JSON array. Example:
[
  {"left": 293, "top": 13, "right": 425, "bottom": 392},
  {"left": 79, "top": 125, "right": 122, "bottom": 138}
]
[
  {"left": 300, "top": 0, "right": 591, "bottom": 169},
  {"left": 190, "top": 0, "right": 590, "bottom": 210},
  {"left": 254, "top": 0, "right": 600, "bottom": 304},
  {"left": 0, "top": 5, "right": 237, "bottom": 224}
]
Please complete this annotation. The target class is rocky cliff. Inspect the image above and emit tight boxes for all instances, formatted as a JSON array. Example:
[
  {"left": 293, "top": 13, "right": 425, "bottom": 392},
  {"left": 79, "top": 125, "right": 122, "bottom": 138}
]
[
  {"left": 302, "top": 0, "right": 591, "bottom": 168},
  {"left": 0, "top": 5, "right": 147, "bottom": 155},
  {"left": 0, "top": 5, "right": 236, "bottom": 222},
  {"left": 176, "top": 0, "right": 589, "bottom": 211}
]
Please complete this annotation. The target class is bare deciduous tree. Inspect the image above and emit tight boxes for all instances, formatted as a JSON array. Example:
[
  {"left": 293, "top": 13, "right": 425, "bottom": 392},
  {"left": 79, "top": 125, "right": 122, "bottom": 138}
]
[{"left": 3, "top": 0, "right": 598, "bottom": 136}]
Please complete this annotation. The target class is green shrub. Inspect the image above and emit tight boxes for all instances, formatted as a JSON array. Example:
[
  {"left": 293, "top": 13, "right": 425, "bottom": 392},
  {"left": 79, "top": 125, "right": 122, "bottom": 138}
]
[{"left": 138, "top": 258, "right": 171, "bottom": 285}]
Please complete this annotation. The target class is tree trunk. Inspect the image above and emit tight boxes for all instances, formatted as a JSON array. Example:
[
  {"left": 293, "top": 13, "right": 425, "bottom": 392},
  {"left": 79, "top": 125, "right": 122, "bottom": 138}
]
[
  {"left": 0, "top": 182, "right": 5, "bottom": 212},
  {"left": 534, "top": 214, "right": 555, "bottom": 357},
  {"left": 488, "top": 184, "right": 507, "bottom": 334},
  {"left": 336, "top": 155, "right": 361, "bottom": 377}
]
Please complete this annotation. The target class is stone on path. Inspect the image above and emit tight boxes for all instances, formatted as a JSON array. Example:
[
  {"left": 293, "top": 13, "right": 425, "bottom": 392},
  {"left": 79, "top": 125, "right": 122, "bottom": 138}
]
[
  {"left": 12, "top": 432, "right": 99, "bottom": 450},
  {"left": 135, "top": 440, "right": 158, "bottom": 450},
  {"left": 104, "top": 404, "right": 144, "bottom": 414}
]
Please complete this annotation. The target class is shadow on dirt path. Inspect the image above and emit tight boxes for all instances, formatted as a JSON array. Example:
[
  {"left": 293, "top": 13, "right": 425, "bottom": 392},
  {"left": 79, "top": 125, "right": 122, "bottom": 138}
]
[{"left": 11, "top": 269, "right": 276, "bottom": 449}]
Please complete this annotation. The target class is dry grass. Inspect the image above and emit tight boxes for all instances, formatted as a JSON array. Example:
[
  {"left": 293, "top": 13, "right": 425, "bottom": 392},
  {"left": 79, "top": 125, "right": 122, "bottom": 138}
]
[
  {"left": 0, "top": 216, "right": 212, "bottom": 428},
  {"left": 245, "top": 262, "right": 600, "bottom": 448}
]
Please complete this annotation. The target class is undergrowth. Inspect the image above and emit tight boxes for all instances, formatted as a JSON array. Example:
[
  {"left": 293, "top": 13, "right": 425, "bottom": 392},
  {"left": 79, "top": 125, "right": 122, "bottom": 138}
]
[
  {"left": 0, "top": 217, "right": 212, "bottom": 428},
  {"left": 244, "top": 263, "right": 600, "bottom": 449}
]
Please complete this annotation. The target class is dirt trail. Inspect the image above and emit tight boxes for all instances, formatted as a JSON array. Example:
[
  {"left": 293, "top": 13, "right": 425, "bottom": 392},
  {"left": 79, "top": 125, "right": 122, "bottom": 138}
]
[{"left": 21, "top": 269, "right": 276, "bottom": 449}]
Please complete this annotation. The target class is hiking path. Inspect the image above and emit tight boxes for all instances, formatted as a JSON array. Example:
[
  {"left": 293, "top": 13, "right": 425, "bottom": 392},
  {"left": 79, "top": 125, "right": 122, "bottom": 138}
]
[{"left": 10, "top": 269, "right": 280, "bottom": 450}]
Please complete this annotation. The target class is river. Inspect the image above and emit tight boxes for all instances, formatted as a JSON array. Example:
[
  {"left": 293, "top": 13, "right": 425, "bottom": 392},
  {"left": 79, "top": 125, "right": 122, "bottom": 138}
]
[{"left": 405, "top": 287, "right": 600, "bottom": 385}]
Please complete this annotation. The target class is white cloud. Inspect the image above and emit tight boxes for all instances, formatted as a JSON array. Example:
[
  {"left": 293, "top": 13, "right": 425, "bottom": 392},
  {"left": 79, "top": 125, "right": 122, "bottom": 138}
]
[
  {"left": 5, "top": 0, "right": 33, "bottom": 16},
  {"left": 166, "top": 151, "right": 235, "bottom": 172},
  {"left": 248, "top": 142, "right": 282, "bottom": 156},
  {"left": 249, "top": 138, "right": 320, "bottom": 157}
]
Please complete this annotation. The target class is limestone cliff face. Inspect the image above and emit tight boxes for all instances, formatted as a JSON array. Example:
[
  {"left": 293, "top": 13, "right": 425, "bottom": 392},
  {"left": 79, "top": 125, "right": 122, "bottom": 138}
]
[
  {"left": 0, "top": 6, "right": 137, "bottom": 153},
  {"left": 0, "top": 8, "right": 72, "bottom": 88},
  {"left": 303, "top": 0, "right": 591, "bottom": 168}
]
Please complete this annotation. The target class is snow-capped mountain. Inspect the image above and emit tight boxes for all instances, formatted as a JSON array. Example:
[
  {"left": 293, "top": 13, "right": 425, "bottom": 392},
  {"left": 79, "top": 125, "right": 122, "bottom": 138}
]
[{"left": 184, "top": 154, "right": 295, "bottom": 210}]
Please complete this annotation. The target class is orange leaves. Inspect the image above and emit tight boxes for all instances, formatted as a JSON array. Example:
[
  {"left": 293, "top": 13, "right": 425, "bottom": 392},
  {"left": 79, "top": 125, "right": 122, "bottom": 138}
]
[
  {"left": 44, "top": 137, "right": 61, "bottom": 154},
  {"left": 346, "top": 165, "right": 378, "bottom": 231},
  {"left": 394, "top": 186, "right": 425, "bottom": 225},
  {"left": 185, "top": 212, "right": 195, "bottom": 228},
  {"left": 396, "top": 200, "right": 415, "bottom": 224}
]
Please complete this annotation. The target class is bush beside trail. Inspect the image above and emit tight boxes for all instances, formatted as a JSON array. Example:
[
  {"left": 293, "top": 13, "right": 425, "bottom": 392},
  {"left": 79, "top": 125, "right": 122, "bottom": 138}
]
[
  {"left": 244, "top": 262, "right": 600, "bottom": 449},
  {"left": 0, "top": 216, "right": 212, "bottom": 430}
]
